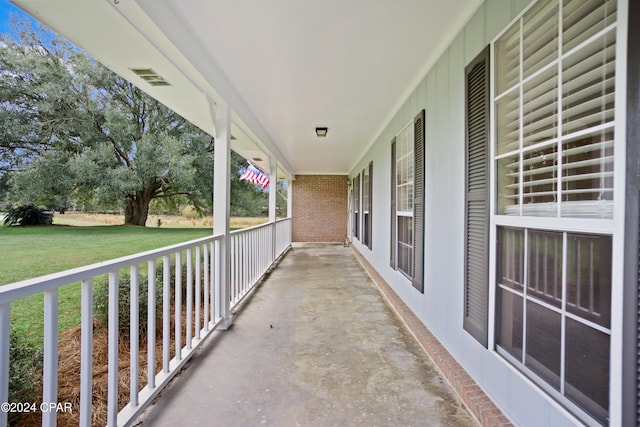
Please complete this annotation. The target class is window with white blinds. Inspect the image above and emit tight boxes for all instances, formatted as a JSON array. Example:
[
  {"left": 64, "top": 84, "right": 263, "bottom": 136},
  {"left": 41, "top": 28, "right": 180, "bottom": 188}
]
[
  {"left": 390, "top": 111, "right": 425, "bottom": 292},
  {"left": 493, "top": 1, "right": 618, "bottom": 425},
  {"left": 362, "top": 164, "right": 372, "bottom": 248},
  {"left": 363, "top": 161, "right": 373, "bottom": 249},
  {"left": 495, "top": 0, "right": 617, "bottom": 219},
  {"left": 395, "top": 123, "right": 415, "bottom": 278}
]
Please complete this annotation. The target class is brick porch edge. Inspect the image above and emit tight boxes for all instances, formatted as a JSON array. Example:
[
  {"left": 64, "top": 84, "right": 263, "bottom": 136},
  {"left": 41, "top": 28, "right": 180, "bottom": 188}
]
[{"left": 351, "top": 248, "right": 513, "bottom": 427}]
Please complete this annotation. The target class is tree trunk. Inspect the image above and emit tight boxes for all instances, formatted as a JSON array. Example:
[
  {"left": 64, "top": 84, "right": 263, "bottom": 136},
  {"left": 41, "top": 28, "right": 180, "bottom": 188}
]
[{"left": 124, "top": 193, "right": 152, "bottom": 226}]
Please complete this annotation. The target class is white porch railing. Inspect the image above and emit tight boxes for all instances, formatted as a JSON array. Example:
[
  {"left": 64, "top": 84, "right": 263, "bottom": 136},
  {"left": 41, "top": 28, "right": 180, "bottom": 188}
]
[{"left": 0, "top": 218, "right": 291, "bottom": 427}]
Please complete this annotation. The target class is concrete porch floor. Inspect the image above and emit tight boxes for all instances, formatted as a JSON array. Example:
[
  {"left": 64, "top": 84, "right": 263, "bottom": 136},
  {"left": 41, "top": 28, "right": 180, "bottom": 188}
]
[{"left": 136, "top": 243, "right": 477, "bottom": 427}]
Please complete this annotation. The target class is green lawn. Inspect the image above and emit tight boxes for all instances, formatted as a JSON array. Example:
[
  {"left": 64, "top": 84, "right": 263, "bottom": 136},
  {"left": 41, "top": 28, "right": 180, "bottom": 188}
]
[{"left": 0, "top": 225, "right": 213, "bottom": 344}]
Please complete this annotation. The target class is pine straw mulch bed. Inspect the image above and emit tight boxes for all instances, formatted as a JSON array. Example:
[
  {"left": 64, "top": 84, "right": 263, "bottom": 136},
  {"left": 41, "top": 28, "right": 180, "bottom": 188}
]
[{"left": 15, "top": 314, "right": 195, "bottom": 427}]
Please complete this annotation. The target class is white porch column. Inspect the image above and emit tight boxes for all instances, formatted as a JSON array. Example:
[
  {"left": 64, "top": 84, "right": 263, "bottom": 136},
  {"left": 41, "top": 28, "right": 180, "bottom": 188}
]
[
  {"left": 269, "top": 156, "right": 277, "bottom": 262},
  {"left": 213, "top": 101, "right": 232, "bottom": 329},
  {"left": 268, "top": 156, "right": 277, "bottom": 224},
  {"left": 287, "top": 174, "right": 293, "bottom": 219}
]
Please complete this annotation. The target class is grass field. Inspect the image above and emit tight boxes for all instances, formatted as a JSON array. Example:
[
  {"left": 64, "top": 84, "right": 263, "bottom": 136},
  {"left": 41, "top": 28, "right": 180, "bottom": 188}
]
[{"left": 0, "top": 213, "right": 268, "bottom": 344}]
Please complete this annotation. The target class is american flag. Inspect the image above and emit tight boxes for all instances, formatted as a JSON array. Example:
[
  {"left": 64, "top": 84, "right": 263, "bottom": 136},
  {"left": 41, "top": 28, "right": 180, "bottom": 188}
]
[{"left": 239, "top": 163, "right": 270, "bottom": 189}]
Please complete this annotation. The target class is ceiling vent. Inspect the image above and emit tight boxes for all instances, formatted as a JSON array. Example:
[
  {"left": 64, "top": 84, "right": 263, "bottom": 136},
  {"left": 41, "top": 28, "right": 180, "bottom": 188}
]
[{"left": 130, "top": 68, "right": 170, "bottom": 86}]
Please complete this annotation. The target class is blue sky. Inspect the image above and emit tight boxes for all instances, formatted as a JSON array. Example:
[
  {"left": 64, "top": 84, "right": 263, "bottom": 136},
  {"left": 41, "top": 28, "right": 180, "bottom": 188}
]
[{"left": 0, "top": 0, "right": 36, "bottom": 35}]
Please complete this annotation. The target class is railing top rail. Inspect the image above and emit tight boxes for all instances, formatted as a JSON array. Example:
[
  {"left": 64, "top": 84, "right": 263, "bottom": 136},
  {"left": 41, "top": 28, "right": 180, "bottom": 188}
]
[
  {"left": 0, "top": 234, "right": 223, "bottom": 304},
  {"left": 229, "top": 217, "right": 291, "bottom": 237},
  {"left": 230, "top": 220, "right": 272, "bottom": 236}
]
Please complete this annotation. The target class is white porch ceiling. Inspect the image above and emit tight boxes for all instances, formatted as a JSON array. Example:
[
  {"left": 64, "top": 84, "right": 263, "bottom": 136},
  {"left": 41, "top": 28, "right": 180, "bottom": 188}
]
[{"left": 12, "top": 0, "right": 481, "bottom": 176}]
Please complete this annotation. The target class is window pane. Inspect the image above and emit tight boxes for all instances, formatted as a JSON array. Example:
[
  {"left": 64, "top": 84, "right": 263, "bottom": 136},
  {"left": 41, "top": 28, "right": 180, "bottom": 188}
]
[
  {"left": 561, "top": 129, "right": 614, "bottom": 219},
  {"left": 563, "top": 0, "right": 617, "bottom": 54},
  {"left": 397, "top": 216, "right": 413, "bottom": 277},
  {"left": 363, "top": 213, "right": 369, "bottom": 244},
  {"left": 566, "top": 233, "right": 612, "bottom": 327},
  {"left": 527, "top": 230, "right": 562, "bottom": 308},
  {"left": 523, "top": 66, "right": 558, "bottom": 148},
  {"left": 525, "top": 301, "right": 561, "bottom": 390},
  {"left": 497, "top": 289, "right": 523, "bottom": 360},
  {"left": 565, "top": 318, "right": 609, "bottom": 425},
  {"left": 497, "top": 227, "right": 524, "bottom": 291},
  {"left": 398, "top": 184, "right": 411, "bottom": 212},
  {"left": 522, "top": 144, "right": 558, "bottom": 216},
  {"left": 496, "top": 89, "right": 520, "bottom": 155},
  {"left": 522, "top": 0, "right": 559, "bottom": 79},
  {"left": 363, "top": 170, "right": 370, "bottom": 211},
  {"left": 562, "top": 30, "right": 615, "bottom": 136},
  {"left": 497, "top": 154, "right": 520, "bottom": 215},
  {"left": 495, "top": 21, "right": 520, "bottom": 94}
]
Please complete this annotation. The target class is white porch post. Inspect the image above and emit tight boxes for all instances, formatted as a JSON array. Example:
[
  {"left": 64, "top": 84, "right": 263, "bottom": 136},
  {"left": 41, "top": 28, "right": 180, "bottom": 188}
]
[
  {"left": 287, "top": 174, "right": 293, "bottom": 219},
  {"left": 268, "top": 156, "right": 277, "bottom": 223},
  {"left": 269, "top": 156, "right": 277, "bottom": 262},
  {"left": 213, "top": 101, "right": 232, "bottom": 329}
]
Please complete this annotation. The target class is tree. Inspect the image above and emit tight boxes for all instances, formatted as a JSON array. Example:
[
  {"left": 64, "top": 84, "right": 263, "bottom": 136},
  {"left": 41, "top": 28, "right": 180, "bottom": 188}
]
[{"left": 0, "top": 18, "right": 214, "bottom": 225}]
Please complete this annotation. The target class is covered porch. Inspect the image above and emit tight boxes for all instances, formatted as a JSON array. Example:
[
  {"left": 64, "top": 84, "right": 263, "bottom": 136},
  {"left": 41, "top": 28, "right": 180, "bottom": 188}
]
[{"left": 136, "top": 243, "right": 476, "bottom": 426}]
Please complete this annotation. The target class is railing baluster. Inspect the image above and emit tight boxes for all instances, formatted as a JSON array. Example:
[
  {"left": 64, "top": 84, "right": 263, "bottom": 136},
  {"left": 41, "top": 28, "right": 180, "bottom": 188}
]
[
  {"left": 235, "top": 235, "right": 239, "bottom": 301},
  {"left": 0, "top": 303, "right": 10, "bottom": 427},
  {"left": 253, "top": 228, "right": 257, "bottom": 277},
  {"left": 241, "top": 234, "right": 245, "bottom": 295},
  {"left": 162, "top": 256, "right": 170, "bottom": 373},
  {"left": 147, "top": 260, "right": 156, "bottom": 389},
  {"left": 130, "top": 266, "right": 139, "bottom": 408},
  {"left": 43, "top": 289, "right": 59, "bottom": 427},
  {"left": 175, "top": 252, "right": 182, "bottom": 360},
  {"left": 212, "top": 242, "right": 217, "bottom": 325},
  {"left": 195, "top": 246, "right": 201, "bottom": 339},
  {"left": 107, "top": 271, "right": 119, "bottom": 427},
  {"left": 80, "top": 279, "right": 93, "bottom": 427},
  {"left": 203, "top": 244, "right": 209, "bottom": 331},
  {"left": 186, "top": 249, "right": 193, "bottom": 349},
  {"left": 231, "top": 236, "right": 236, "bottom": 303},
  {"left": 228, "top": 238, "right": 232, "bottom": 304},
  {"left": 214, "top": 240, "right": 221, "bottom": 322}
]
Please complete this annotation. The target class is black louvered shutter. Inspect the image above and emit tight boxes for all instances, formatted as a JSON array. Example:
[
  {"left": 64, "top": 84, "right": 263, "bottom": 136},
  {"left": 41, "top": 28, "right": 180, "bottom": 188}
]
[
  {"left": 412, "top": 110, "right": 425, "bottom": 293},
  {"left": 368, "top": 161, "right": 373, "bottom": 250},
  {"left": 362, "top": 168, "right": 366, "bottom": 242},
  {"left": 625, "top": 1, "right": 640, "bottom": 423},
  {"left": 354, "top": 174, "right": 360, "bottom": 240},
  {"left": 351, "top": 177, "right": 358, "bottom": 239},
  {"left": 351, "top": 176, "right": 356, "bottom": 238},
  {"left": 463, "top": 46, "right": 490, "bottom": 347},
  {"left": 390, "top": 138, "right": 396, "bottom": 268}
]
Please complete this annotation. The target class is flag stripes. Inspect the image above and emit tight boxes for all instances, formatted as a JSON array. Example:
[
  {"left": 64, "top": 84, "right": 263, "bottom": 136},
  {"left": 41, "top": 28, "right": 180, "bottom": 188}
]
[{"left": 239, "top": 163, "right": 270, "bottom": 189}]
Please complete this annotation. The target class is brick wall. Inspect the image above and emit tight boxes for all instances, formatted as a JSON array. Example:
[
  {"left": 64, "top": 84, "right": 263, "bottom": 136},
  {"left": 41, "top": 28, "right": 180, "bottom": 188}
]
[{"left": 292, "top": 175, "right": 348, "bottom": 242}]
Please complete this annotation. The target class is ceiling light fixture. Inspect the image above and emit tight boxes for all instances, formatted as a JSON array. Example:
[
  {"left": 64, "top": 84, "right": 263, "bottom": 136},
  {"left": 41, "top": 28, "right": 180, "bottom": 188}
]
[{"left": 315, "top": 127, "right": 328, "bottom": 138}]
